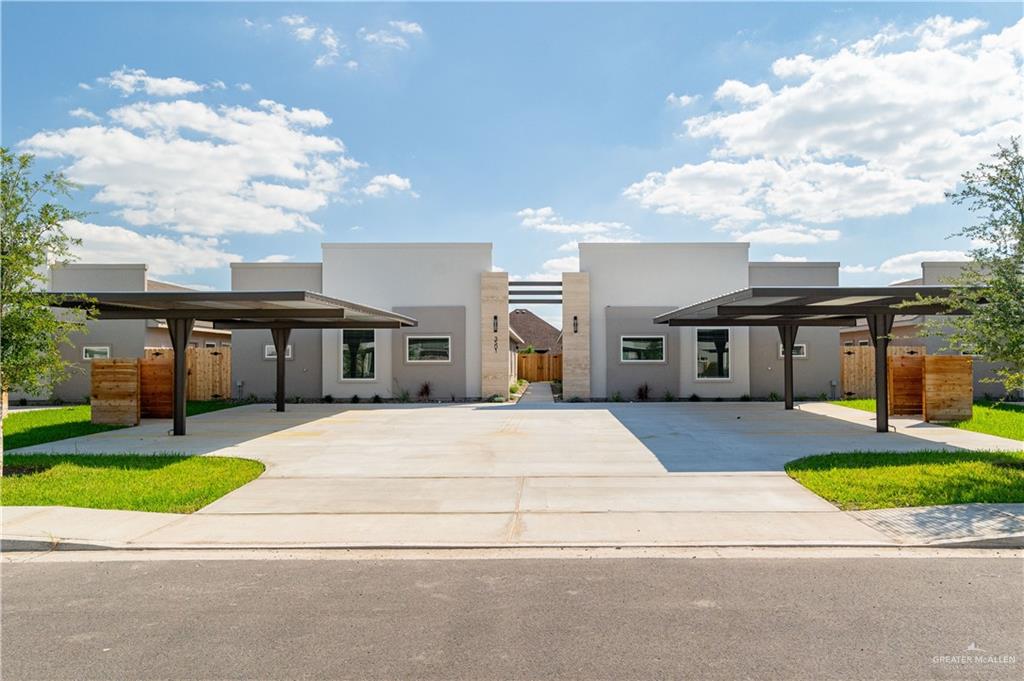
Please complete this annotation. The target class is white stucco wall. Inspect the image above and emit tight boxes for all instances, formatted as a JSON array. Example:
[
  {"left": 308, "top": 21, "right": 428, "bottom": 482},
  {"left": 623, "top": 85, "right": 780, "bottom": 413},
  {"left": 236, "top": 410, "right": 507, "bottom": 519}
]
[
  {"left": 579, "top": 243, "right": 751, "bottom": 398},
  {"left": 320, "top": 243, "right": 491, "bottom": 398}
]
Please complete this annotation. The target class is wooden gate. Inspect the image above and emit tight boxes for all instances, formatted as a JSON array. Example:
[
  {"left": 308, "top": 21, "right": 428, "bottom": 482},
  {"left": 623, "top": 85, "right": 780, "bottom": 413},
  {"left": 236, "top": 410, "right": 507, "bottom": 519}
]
[
  {"left": 144, "top": 347, "right": 232, "bottom": 400},
  {"left": 923, "top": 355, "right": 973, "bottom": 421},
  {"left": 887, "top": 354, "right": 925, "bottom": 415},
  {"left": 90, "top": 358, "right": 141, "bottom": 425},
  {"left": 517, "top": 353, "right": 562, "bottom": 382},
  {"left": 840, "top": 345, "right": 925, "bottom": 398}
]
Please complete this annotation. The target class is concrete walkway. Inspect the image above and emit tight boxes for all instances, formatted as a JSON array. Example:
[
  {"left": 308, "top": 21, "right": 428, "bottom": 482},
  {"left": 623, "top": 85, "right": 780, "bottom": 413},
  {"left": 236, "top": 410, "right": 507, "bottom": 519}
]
[
  {"left": 516, "top": 381, "right": 554, "bottom": 404},
  {"left": 3, "top": 402, "right": 1021, "bottom": 550},
  {"left": 797, "top": 402, "right": 1023, "bottom": 451}
]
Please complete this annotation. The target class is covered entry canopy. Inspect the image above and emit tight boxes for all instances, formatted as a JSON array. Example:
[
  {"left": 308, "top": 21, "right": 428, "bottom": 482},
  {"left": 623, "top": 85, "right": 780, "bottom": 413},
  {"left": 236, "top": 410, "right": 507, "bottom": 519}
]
[
  {"left": 47, "top": 291, "right": 417, "bottom": 435},
  {"left": 654, "top": 286, "right": 970, "bottom": 432}
]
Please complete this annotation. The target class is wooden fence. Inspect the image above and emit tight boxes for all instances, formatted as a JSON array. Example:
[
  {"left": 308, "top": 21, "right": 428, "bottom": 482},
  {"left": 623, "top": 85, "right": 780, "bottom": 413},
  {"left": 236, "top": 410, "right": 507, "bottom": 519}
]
[
  {"left": 517, "top": 353, "right": 562, "bottom": 382},
  {"left": 91, "top": 358, "right": 141, "bottom": 426},
  {"left": 923, "top": 355, "right": 973, "bottom": 421},
  {"left": 840, "top": 345, "right": 926, "bottom": 398},
  {"left": 144, "top": 347, "right": 232, "bottom": 401},
  {"left": 887, "top": 354, "right": 925, "bottom": 416}
]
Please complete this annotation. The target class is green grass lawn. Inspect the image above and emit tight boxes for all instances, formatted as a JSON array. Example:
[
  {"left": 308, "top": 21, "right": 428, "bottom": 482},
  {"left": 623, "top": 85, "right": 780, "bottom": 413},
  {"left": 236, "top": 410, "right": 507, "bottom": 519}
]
[
  {"left": 786, "top": 450, "right": 1024, "bottom": 510},
  {"left": 2, "top": 400, "right": 246, "bottom": 450},
  {"left": 829, "top": 398, "right": 1024, "bottom": 441},
  {"left": 1, "top": 454, "right": 264, "bottom": 513}
]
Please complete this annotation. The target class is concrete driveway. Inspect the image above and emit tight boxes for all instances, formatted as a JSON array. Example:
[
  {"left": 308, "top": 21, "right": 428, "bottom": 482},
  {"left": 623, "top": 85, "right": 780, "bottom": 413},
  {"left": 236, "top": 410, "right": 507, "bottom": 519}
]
[{"left": 7, "top": 402, "right": 1017, "bottom": 548}]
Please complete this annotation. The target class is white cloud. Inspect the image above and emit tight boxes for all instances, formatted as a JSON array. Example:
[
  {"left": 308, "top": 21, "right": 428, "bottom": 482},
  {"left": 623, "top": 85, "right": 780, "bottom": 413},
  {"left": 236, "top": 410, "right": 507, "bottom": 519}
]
[
  {"left": 257, "top": 254, "right": 294, "bottom": 263},
  {"left": 359, "top": 27, "right": 410, "bottom": 50},
  {"left": 99, "top": 67, "right": 207, "bottom": 97},
  {"left": 77, "top": 82, "right": 92, "bottom": 91},
  {"left": 517, "top": 206, "right": 632, "bottom": 236},
  {"left": 210, "top": 80, "right": 226, "bottom": 90},
  {"left": 731, "top": 223, "right": 841, "bottom": 244},
  {"left": 345, "top": 60, "right": 359, "bottom": 71},
  {"left": 63, "top": 220, "right": 238, "bottom": 276},
  {"left": 666, "top": 93, "right": 699, "bottom": 108},
  {"left": 362, "top": 174, "right": 417, "bottom": 198},
  {"left": 236, "top": 83, "right": 252, "bottom": 91},
  {"left": 714, "top": 79, "right": 773, "bottom": 105},
  {"left": 293, "top": 26, "right": 317, "bottom": 41},
  {"left": 877, "top": 249, "right": 968, "bottom": 274},
  {"left": 22, "top": 98, "right": 370, "bottom": 237},
  {"left": 69, "top": 108, "right": 100, "bottom": 123},
  {"left": 389, "top": 20, "right": 424, "bottom": 35},
  {"left": 280, "top": 15, "right": 307, "bottom": 27},
  {"left": 771, "top": 254, "right": 808, "bottom": 262},
  {"left": 626, "top": 16, "right": 1024, "bottom": 230},
  {"left": 315, "top": 28, "right": 341, "bottom": 67},
  {"left": 840, "top": 264, "right": 876, "bottom": 274}
]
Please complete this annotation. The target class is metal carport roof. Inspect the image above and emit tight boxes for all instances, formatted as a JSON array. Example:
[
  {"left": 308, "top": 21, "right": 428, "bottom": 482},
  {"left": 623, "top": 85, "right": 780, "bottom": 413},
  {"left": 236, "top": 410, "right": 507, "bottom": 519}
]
[{"left": 44, "top": 290, "right": 417, "bottom": 435}]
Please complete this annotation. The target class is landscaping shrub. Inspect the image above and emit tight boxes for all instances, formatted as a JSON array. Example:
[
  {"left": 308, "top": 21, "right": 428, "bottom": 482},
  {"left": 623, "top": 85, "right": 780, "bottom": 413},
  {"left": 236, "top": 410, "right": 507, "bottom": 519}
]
[
  {"left": 418, "top": 381, "right": 432, "bottom": 401},
  {"left": 768, "top": 391, "right": 780, "bottom": 402},
  {"left": 740, "top": 394, "right": 752, "bottom": 402},
  {"left": 351, "top": 394, "right": 361, "bottom": 404},
  {"left": 372, "top": 394, "right": 383, "bottom": 404},
  {"left": 636, "top": 383, "right": 650, "bottom": 401},
  {"left": 323, "top": 394, "right": 334, "bottom": 403},
  {"left": 662, "top": 390, "right": 675, "bottom": 402},
  {"left": 611, "top": 391, "right": 623, "bottom": 402},
  {"left": 397, "top": 389, "right": 411, "bottom": 403},
  {"left": 688, "top": 393, "right": 701, "bottom": 402}
]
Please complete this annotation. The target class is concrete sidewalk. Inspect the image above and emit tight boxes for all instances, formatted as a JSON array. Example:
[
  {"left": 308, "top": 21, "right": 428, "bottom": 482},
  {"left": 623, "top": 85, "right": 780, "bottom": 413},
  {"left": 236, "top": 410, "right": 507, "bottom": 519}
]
[{"left": 516, "top": 381, "right": 554, "bottom": 404}]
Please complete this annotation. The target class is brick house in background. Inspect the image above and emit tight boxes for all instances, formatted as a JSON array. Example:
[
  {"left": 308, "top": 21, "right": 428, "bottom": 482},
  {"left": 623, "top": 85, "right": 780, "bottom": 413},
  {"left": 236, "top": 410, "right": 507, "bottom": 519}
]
[{"left": 509, "top": 309, "right": 562, "bottom": 355}]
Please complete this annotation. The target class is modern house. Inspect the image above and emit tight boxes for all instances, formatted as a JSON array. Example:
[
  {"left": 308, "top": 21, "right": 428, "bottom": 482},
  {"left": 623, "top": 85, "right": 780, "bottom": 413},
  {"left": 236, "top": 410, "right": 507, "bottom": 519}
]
[
  {"left": 35, "top": 243, "right": 1003, "bottom": 404},
  {"left": 575, "top": 243, "right": 840, "bottom": 401}
]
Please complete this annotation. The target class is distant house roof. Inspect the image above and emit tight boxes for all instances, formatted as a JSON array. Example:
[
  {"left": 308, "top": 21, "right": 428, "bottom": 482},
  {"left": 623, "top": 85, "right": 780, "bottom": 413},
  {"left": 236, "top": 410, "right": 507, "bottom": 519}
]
[{"left": 509, "top": 309, "right": 562, "bottom": 354}]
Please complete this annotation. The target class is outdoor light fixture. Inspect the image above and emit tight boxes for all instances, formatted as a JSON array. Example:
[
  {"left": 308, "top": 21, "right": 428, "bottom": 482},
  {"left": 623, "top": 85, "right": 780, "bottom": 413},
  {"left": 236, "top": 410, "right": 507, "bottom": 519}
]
[
  {"left": 493, "top": 315, "right": 498, "bottom": 333},
  {"left": 573, "top": 315, "right": 579, "bottom": 333}
]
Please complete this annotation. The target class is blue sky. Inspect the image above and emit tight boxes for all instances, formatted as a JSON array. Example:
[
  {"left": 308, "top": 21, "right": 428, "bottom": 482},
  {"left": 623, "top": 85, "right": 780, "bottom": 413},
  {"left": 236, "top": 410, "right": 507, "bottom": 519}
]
[{"left": 3, "top": 2, "right": 1022, "bottom": 297}]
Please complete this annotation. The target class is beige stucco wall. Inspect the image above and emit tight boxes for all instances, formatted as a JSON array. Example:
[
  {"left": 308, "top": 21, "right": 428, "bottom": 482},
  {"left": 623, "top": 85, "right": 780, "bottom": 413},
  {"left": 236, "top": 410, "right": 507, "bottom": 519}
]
[
  {"left": 561, "top": 272, "right": 590, "bottom": 400},
  {"left": 480, "top": 272, "right": 510, "bottom": 399}
]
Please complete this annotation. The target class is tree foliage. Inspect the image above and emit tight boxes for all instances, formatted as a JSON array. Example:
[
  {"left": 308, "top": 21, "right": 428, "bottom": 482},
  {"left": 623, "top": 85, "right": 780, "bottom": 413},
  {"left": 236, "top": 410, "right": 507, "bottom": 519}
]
[
  {"left": 1, "top": 149, "right": 93, "bottom": 394},
  {"left": 928, "top": 137, "right": 1024, "bottom": 394}
]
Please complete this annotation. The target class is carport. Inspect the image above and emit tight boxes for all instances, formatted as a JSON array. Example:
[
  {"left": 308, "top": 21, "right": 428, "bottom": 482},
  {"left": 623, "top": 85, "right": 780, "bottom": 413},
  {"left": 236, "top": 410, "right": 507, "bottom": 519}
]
[
  {"left": 45, "top": 291, "right": 416, "bottom": 435},
  {"left": 654, "top": 286, "right": 968, "bottom": 432}
]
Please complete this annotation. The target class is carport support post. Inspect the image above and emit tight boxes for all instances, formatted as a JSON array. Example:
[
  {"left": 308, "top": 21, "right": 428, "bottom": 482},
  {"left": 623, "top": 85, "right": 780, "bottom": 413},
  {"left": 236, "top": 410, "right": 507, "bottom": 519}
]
[
  {"left": 167, "top": 317, "right": 194, "bottom": 436},
  {"left": 867, "top": 313, "right": 895, "bottom": 433},
  {"left": 271, "top": 327, "right": 291, "bottom": 413},
  {"left": 777, "top": 325, "right": 799, "bottom": 410}
]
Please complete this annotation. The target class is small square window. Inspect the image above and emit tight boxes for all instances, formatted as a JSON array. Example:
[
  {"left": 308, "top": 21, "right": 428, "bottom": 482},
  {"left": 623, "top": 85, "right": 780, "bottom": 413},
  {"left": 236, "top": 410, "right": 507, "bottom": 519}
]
[
  {"left": 843, "top": 340, "right": 854, "bottom": 347},
  {"left": 205, "top": 341, "right": 218, "bottom": 349},
  {"left": 82, "top": 346, "right": 111, "bottom": 360},
  {"left": 778, "top": 343, "right": 808, "bottom": 359},
  {"left": 858, "top": 340, "right": 870, "bottom": 347},
  {"left": 407, "top": 336, "right": 452, "bottom": 363},
  {"left": 264, "top": 344, "right": 293, "bottom": 360},
  {"left": 621, "top": 336, "right": 665, "bottom": 363}
]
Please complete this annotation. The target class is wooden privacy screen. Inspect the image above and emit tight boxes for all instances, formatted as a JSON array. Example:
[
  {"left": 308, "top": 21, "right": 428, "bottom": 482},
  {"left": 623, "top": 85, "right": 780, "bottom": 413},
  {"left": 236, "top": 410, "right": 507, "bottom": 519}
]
[
  {"left": 517, "top": 353, "right": 562, "bottom": 382},
  {"left": 887, "top": 355, "right": 925, "bottom": 416},
  {"left": 144, "top": 347, "right": 232, "bottom": 401},
  {"left": 923, "top": 355, "right": 973, "bottom": 422},
  {"left": 139, "top": 359, "right": 173, "bottom": 418},
  {"left": 840, "top": 345, "right": 926, "bottom": 398},
  {"left": 91, "top": 358, "right": 141, "bottom": 426}
]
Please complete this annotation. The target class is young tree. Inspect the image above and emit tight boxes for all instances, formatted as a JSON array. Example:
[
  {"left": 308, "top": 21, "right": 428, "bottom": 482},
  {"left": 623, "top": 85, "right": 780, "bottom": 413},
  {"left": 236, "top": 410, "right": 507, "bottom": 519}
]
[
  {"left": 927, "top": 137, "right": 1024, "bottom": 394},
  {"left": 1, "top": 148, "right": 93, "bottom": 399}
]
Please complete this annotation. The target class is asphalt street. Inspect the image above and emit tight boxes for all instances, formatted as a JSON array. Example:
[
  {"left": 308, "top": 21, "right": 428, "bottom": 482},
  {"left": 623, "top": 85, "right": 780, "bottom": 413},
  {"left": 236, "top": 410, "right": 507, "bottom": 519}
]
[{"left": 3, "top": 555, "right": 1022, "bottom": 680}]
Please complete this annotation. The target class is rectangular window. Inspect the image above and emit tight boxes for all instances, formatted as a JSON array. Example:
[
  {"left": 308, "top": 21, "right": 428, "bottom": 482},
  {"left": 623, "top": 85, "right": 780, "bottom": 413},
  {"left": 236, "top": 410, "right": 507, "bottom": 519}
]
[
  {"left": 264, "top": 344, "right": 293, "bottom": 360},
  {"left": 858, "top": 340, "right": 870, "bottom": 347},
  {"left": 205, "top": 341, "right": 218, "bottom": 349},
  {"left": 620, "top": 336, "right": 665, "bottom": 363},
  {"left": 843, "top": 340, "right": 854, "bottom": 347},
  {"left": 407, "top": 336, "right": 451, "bottom": 363},
  {"left": 778, "top": 343, "right": 808, "bottom": 359},
  {"left": 696, "top": 329, "right": 730, "bottom": 380},
  {"left": 341, "top": 329, "right": 375, "bottom": 380},
  {"left": 82, "top": 346, "right": 111, "bottom": 360},
  {"left": 221, "top": 342, "right": 231, "bottom": 348}
]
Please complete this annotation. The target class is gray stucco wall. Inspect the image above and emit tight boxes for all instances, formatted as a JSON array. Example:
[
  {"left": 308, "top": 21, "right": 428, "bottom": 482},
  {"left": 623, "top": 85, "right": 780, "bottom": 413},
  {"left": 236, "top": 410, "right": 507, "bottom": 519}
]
[
  {"left": 49, "top": 264, "right": 148, "bottom": 402},
  {"left": 605, "top": 307, "right": 680, "bottom": 400},
  {"left": 230, "top": 263, "right": 323, "bottom": 400},
  {"left": 391, "top": 307, "right": 467, "bottom": 400},
  {"left": 748, "top": 262, "right": 841, "bottom": 400}
]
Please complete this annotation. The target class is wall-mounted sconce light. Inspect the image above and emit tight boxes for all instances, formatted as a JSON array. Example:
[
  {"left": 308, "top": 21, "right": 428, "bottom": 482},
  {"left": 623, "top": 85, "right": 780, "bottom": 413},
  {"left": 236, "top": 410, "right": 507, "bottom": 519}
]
[
  {"left": 492, "top": 315, "right": 498, "bottom": 333},
  {"left": 573, "top": 315, "right": 579, "bottom": 334}
]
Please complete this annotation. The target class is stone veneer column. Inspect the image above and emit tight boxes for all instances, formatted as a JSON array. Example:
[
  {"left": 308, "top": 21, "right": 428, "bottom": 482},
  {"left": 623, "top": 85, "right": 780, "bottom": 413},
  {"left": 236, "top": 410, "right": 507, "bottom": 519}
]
[
  {"left": 561, "top": 272, "right": 591, "bottom": 400},
  {"left": 480, "top": 272, "right": 510, "bottom": 400}
]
